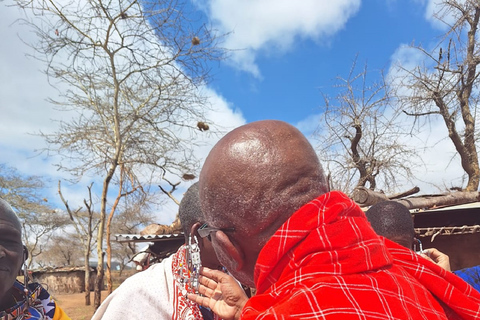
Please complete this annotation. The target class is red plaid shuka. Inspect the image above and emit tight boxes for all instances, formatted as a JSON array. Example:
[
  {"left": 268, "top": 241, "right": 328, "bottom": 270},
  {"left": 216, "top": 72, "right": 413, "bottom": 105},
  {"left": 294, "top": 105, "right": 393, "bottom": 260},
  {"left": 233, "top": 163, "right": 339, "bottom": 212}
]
[{"left": 241, "top": 191, "right": 480, "bottom": 319}]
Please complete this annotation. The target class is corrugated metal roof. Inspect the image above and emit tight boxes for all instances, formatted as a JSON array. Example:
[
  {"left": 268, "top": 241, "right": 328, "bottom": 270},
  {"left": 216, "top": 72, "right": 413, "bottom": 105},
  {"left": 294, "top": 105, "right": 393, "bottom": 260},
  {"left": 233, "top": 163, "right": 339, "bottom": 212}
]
[
  {"left": 114, "top": 233, "right": 184, "bottom": 243},
  {"left": 418, "top": 201, "right": 480, "bottom": 212}
]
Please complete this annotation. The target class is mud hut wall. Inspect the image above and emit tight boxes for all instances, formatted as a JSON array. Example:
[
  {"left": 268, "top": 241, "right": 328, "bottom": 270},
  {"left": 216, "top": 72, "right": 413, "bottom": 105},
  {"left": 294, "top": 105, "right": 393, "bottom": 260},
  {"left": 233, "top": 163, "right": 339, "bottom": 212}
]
[{"left": 33, "top": 270, "right": 95, "bottom": 294}]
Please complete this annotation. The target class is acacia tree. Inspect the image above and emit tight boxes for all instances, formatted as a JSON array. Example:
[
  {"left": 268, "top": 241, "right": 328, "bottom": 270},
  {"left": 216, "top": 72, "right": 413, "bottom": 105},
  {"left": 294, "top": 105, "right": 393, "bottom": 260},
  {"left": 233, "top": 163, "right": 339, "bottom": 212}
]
[
  {"left": 395, "top": 0, "right": 480, "bottom": 191},
  {"left": 315, "top": 59, "right": 420, "bottom": 195},
  {"left": 0, "top": 164, "right": 68, "bottom": 267},
  {"left": 15, "top": 0, "right": 224, "bottom": 308}
]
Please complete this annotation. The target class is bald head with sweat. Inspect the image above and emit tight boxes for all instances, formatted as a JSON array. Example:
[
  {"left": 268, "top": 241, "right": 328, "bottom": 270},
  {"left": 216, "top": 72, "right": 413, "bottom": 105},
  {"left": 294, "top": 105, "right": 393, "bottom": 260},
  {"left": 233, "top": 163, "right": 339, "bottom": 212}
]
[{"left": 199, "top": 120, "right": 329, "bottom": 287}]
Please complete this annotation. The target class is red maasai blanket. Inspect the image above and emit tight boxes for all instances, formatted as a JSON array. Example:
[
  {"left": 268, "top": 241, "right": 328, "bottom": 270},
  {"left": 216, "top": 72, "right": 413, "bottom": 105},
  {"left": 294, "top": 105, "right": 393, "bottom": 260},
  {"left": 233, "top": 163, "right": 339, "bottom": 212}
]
[{"left": 241, "top": 191, "right": 480, "bottom": 319}]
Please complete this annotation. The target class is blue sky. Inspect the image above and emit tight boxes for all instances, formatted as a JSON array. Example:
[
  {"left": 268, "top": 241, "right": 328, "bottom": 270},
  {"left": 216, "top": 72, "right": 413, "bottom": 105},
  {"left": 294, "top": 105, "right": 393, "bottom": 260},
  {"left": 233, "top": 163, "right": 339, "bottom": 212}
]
[
  {"left": 209, "top": 1, "right": 434, "bottom": 125},
  {"left": 0, "top": 0, "right": 465, "bottom": 224}
]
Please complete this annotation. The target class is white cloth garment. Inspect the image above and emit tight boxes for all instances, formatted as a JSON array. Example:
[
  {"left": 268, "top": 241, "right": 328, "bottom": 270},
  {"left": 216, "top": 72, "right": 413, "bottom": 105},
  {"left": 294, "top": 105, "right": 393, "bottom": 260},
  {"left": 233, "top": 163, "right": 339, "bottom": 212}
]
[{"left": 91, "top": 245, "right": 211, "bottom": 320}]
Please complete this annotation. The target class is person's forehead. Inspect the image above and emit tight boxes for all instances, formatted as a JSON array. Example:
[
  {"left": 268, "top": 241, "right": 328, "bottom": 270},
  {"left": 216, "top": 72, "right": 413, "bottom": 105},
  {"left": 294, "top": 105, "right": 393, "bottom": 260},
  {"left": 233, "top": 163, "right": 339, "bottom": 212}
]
[
  {"left": 0, "top": 223, "right": 21, "bottom": 240},
  {"left": 0, "top": 216, "right": 21, "bottom": 232},
  {"left": 0, "top": 219, "right": 22, "bottom": 246},
  {"left": 0, "top": 204, "right": 21, "bottom": 232}
]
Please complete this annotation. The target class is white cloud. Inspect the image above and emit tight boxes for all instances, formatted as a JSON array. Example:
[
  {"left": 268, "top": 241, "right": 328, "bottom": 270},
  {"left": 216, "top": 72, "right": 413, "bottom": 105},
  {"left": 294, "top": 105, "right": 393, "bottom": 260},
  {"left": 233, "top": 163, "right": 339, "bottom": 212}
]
[
  {"left": 424, "top": 0, "right": 440, "bottom": 26},
  {"left": 423, "top": 0, "right": 467, "bottom": 30},
  {"left": 196, "top": 0, "right": 361, "bottom": 77},
  {"left": 413, "top": 120, "right": 465, "bottom": 193},
  {"left": 295, "top": 113, "right": 323, "bottom": 137},
  {"left": 293, "top": 113, "right": 324, "bottom": 153},
  {"left": 195, "top": 86, "right": 246, "bottom": 160},
  {"left": 389, "top": 44, "right": 426, "bottom": 70},
  {"left": 0, "top": 4, "right": 68, "bottom": 182}
]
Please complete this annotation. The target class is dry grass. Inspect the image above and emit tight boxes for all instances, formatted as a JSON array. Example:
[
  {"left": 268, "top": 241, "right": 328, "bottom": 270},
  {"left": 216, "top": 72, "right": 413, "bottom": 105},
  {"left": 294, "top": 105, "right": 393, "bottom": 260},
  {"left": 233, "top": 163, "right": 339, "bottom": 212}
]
[{"left": 54, "top": 292, "right": 104, "bottom": 320}]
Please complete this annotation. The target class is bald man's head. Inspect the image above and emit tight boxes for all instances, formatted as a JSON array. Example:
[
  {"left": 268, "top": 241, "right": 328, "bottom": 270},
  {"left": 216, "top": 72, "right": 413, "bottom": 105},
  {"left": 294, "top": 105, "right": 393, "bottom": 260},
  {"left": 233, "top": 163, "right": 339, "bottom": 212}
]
[{"left": 199, "top": 120, "right": 328, "bottom": 286}]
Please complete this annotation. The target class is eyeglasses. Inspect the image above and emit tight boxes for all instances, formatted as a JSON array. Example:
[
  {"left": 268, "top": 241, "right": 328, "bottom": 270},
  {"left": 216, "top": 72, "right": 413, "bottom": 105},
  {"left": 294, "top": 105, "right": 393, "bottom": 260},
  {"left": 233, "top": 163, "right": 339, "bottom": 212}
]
[{"left": 198, "top": 223, "right": 235, "bottom": 239}]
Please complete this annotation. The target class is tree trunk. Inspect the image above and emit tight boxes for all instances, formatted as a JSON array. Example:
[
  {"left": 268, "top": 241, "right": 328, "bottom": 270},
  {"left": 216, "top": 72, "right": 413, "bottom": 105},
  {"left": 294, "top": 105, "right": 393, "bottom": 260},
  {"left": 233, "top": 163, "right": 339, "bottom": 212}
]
[
  {"left": 106, "top": 251, "right": 112, "bottom": 294},
  {"left": 94, "top": 224, "right": 105, "bottom": 309},
  {"left": 352, "top": 186, "right": 480, "bottom": 209},
  {"left": 106, "top": 208, "right": 113, "bottom": 295},
  {"left": 106, "top": 167, "right": 128, "bottom": 294},
  {"left": 94, "top": 255, "right": 104, "bottom": 308},
  {"left": 394, "top": 192, "right": 480, "bottom": 210},
  {"left": 388, "top": 186, "right": 420, "bottom": 200},
  {"left": 95, "top": 160, "right": 120, "bottom": 302},
  {"left": 84, "top": 258, "right": 91, "bottom": 305},
  {"left": 94, "top": 166, "right": 116, "bottom": 309},
  {"left": 460, "top": 6, "right": 480, "bottom": 191},
  {"left": 465, "top": 159, "right": 480, "bottom": 191},
  {"left": 351, "top": 186, "right": 389, "bottom": 207}
]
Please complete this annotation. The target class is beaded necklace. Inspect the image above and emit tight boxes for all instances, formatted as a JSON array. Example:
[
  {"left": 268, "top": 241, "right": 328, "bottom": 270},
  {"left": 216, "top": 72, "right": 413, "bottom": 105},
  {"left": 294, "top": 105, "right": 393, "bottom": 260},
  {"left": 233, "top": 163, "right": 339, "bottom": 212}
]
[{"left": 0, "top": 281, "right": 45, "bottom": 320}]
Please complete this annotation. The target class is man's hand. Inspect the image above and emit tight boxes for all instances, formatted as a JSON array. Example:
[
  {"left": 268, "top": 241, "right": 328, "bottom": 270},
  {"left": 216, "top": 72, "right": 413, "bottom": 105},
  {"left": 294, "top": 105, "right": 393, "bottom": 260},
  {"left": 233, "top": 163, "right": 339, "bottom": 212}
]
[
  {"left": 420, "top": 248, "right": 451, "bottom": 272},
  {"left": 186, "top": 267, "right": 248, "bottom": 320}
]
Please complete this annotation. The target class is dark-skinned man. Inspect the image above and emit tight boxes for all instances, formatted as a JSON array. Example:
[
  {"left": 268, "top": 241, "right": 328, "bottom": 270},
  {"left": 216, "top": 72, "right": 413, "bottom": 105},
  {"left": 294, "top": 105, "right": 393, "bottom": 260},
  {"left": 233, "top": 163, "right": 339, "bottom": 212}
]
[
  {"left": 188, "top": 120, "right": 480, "bottom": 320},
  {"left": 0, "top": 198, "right": 70, "bottom": 320}
]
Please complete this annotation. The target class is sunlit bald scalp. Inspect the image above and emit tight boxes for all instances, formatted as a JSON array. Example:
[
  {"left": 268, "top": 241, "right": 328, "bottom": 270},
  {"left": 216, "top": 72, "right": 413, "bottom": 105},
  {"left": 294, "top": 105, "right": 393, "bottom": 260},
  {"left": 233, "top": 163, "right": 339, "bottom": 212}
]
[
  {"left": 0, "top": 198, "right": 21, "bottom": 234},
  {"left": 200, "top": 120, "right": 329, "bottom": 243}
]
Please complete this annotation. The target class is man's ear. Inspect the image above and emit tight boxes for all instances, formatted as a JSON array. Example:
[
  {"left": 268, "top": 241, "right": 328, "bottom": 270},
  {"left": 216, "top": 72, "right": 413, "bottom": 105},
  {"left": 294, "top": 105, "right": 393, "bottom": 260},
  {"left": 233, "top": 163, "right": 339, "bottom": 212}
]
[
  {"left": 190, "top": 222, "right": 202, "bottom": 239},
  {"left": 214, "top": 230, "right": 244, "bottom": 272},
  {"left": 191, "top": 222, "right": 209, "bottom": 251}
]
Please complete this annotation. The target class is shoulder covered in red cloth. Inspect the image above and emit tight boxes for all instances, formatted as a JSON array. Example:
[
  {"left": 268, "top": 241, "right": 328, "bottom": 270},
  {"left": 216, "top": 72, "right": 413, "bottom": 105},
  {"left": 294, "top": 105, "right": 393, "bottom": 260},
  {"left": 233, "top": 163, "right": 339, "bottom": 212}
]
[{"left": 241, "top": 191, "right": 480, "bottom": 320}]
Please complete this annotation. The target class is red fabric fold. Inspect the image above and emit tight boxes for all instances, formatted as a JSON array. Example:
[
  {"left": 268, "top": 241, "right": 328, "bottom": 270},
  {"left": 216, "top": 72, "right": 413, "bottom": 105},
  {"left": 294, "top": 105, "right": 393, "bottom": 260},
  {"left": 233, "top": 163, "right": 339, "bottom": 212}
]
[{"left": 241, "top": 191, "right": 480, "bottom": 319}]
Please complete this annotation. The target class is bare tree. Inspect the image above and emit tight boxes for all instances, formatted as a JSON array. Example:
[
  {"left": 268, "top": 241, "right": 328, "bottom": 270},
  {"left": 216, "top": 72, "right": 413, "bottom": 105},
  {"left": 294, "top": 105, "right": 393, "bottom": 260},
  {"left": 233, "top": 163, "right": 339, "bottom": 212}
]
[
  {"left": 58, "top": 181, "right": 99, "bottom": 305},
  {"left": 0, "top": 164, "right": 68, "bottom": 267},
  {"left": 315, "top": 59, "right": 421, "bottom": 195},
  {"left": 395, "top": 0, "right": 480, "bottom": 191},
  {"left": 20, "top": 209, "right": 71, "bottom": 268},
  {"left": 14, "top": 0, "right": 225, "bottom": 308},
  {"left": 105, "top": 164, "right": 147, "bottom": 294},
  {"left": 38, "top": 233, "right": 84, "bottom": 267}
]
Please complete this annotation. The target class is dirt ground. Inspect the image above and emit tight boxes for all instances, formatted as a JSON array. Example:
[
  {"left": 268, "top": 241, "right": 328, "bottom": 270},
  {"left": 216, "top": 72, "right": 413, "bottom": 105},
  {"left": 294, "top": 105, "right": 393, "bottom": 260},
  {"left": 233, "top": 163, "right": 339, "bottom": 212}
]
[
  {"left": 54, "top": 292, "right": 107, "bottom": 320},
  {"left": 53, "top": 270, "right": 134, "bottom": 320}
]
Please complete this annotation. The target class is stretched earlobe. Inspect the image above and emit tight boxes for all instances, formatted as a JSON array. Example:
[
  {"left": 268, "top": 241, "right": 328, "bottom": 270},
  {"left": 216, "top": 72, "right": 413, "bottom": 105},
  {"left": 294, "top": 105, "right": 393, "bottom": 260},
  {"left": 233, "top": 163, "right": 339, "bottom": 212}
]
[{"left": 191, "top": 222, "right": 203, "bottom": 244}]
